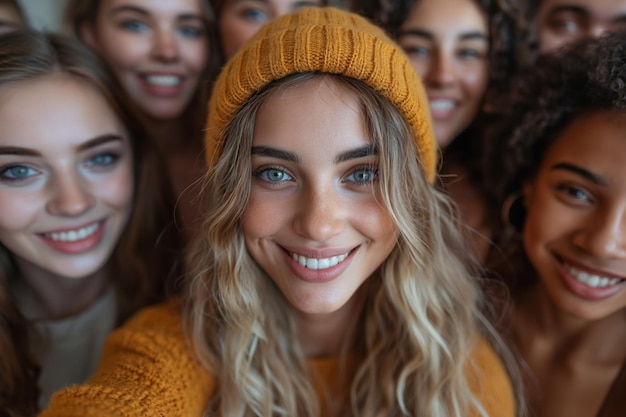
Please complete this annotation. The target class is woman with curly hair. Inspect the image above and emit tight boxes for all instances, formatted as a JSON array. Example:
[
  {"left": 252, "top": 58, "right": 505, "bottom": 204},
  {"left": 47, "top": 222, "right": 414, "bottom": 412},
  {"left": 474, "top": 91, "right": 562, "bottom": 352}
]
[
  {"left": 41, "top": 7, "right": 520, "bottom": 417},
  {"left": 483, "top": 31, "right": 626, "bottom": 417},
  {"left": 351, "top": 0, "right": 526, "bottom": 262},
  {"left": 0, "top": 30, "right": 182, "bottom": 415}
]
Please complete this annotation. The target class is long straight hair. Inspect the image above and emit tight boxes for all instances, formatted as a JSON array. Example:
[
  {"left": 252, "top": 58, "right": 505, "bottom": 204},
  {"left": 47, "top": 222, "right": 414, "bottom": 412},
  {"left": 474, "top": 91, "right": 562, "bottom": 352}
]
[
  {"left": 63, "top": 0, "right": 223, "bottom": 145},
  {"left": 0, "top": 30, "right": 183, "bottom": 416},
  {"left": 186, "top": 72, "right": 509, "bottom": 416}
]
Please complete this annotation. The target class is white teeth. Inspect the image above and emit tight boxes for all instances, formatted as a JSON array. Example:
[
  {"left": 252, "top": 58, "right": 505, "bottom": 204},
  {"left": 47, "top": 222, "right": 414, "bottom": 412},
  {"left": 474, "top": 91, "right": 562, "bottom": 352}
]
[
  {"left": 145, "top": 75, "right": 181, "bottom": 87},
  {"left": 567, "top": 264, "right": 623, "bottom": 288},
  {"left": 291, "top": 252, "right": 349, "bottom": 270},
  {"left": 429, "top": 99, "right": 455, "bottom": 111},
  {"left": 45, "top": 223, "right": 99, "bottom": 242}
]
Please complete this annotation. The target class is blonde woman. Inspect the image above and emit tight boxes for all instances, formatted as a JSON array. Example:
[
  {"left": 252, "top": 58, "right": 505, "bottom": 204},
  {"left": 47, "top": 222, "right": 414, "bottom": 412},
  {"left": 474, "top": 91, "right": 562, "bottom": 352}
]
[{"left": 42, "top": 7, "right": 519, "bottom": 417}]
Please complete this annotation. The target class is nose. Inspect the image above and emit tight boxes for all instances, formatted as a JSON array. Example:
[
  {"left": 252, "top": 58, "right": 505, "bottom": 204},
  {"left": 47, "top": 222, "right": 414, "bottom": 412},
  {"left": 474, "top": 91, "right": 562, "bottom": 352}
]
[
  {"left": 151, "top": 29, "right": 179, "bottom": 62},
  {"left": 46, "top": 173, "right": 95, "bottom": 217},
  {"left": 424, "top": 50, "right": 455, "bottom": 87},
  {"left": 572, "top": 207, "right": 626, "bottom": 259},
  {"left": 292, "top": 185, "right": 344, "bottom": 242}
]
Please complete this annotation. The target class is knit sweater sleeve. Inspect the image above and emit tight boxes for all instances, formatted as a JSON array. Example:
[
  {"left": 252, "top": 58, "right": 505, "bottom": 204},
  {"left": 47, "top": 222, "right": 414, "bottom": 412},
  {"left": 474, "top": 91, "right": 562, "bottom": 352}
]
[
  {"left": 467, "top": 337, "right": 517, "bottom": 417},
  {"left": 39, "top": 298, "right": 214, "bottom": 417}
]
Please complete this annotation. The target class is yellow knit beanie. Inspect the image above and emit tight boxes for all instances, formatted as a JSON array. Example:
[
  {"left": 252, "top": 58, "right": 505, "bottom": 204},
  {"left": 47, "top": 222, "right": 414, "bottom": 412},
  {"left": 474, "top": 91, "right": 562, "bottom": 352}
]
[{"left": 205, "top": 7, "right": 437, "bottom": 183}]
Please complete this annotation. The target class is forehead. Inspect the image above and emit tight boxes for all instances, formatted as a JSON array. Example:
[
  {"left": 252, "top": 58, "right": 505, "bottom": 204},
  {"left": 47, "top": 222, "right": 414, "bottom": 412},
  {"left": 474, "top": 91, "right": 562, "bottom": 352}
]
[
  {"left": 0, "top": 75, "right": 126, "bottom": 150},
  {"left": 541, "top": 111, "right": 626, "bottom": 181},
  {"left": 253, "top": 77, "right": 369, "bottom": 151},
  {"left": 100, "top": 0, "right": 205, "bottom": 15},
  {"left": 538, "top": 0, "right": 626, "bottom": 18},
  {"left": 401, "top": 0, "right": 487, "bottom": 35}
]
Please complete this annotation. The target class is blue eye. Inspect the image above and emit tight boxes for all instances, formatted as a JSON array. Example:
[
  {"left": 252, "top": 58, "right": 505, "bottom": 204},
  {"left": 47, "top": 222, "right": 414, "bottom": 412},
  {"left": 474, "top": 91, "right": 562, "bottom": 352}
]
[
  {"left": 403, "top": 46, "right": 429, "bottom": 58},
  {"left": 458, "top": 48, "right": 484, "bottom": 59},
  {"left": 179, "top": 26, "right": 202, "bottom": 38},
  {"left": 344, "top": 167, "right": 378, "bottom": 184},
  {"left": 0, "top": 165, "right": 39, "bottom": 182},
  {"left": 255, "top": 167, "right": 293, "bottom": 183},
  {"left": 121, "top": 20, "right": 149, "bottom": 33},
  {"left": 85, "top": 153, "right": 119, "bottom": 169},
  {"left": 239, "top": 8, "right": 268, "bottom": 22}
]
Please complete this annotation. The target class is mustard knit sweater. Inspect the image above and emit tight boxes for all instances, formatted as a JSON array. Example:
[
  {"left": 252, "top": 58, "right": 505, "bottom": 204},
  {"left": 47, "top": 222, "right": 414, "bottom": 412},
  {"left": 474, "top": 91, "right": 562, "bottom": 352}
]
[{"left": 40, "top": 299, "right": 515, "bottom": 417}]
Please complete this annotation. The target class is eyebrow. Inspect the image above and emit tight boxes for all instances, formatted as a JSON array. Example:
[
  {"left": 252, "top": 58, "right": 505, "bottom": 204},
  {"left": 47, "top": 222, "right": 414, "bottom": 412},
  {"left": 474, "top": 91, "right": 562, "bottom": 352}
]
[
  {"left": 251, "top": 146, "right": 300, "bottom": 163},
  {"left": 110, "top": 5, "right": 204, "bottom": 21},
  {"left": 546, "top": 5, "right": 589, "bottom": 17},
  {"left": 251, "top": 145, "right": 377, "bottom": 164},
  {"left": 550, "top": 162, "right": 607, "bottom": 186},
  {"left": 335, "top": 145, "right": 377, "bottom": 163},
  {"left": 77, "top": 134, "right": 124, "bottom": 152},
  {"left": 397, "top": 28, "right": 488, "bottom": 42},
  {"left": 0, "top": 134, "right": 124, "bottom": 157},
  {"left": 228, "top": 0, "right": 270, "bottom": 6}
]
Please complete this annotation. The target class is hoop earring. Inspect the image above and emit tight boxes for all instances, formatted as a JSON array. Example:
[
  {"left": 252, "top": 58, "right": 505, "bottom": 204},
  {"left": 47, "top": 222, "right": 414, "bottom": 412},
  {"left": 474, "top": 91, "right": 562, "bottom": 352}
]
[{"left": 501, "top": 192, "right": 526, "bottom": 233}]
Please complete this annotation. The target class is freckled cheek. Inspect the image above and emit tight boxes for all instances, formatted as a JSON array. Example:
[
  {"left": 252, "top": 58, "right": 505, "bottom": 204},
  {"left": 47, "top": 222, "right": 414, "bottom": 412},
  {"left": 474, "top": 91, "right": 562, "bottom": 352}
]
[
  {"left": 241, "top": 191, "right": 287, "bottom": 241},
  {"left": 353, "top": 201, "right": 397, "bottom": 243}
]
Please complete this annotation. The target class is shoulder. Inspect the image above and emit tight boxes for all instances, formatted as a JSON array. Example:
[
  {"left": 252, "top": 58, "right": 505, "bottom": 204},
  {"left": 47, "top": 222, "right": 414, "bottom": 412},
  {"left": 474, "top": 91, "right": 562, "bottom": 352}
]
[
  {"left": 40, "top": 298, "right": 214, "bottom": 417},
  {"left": 466, "top": 337, "right": 516, "bottom": 417}
]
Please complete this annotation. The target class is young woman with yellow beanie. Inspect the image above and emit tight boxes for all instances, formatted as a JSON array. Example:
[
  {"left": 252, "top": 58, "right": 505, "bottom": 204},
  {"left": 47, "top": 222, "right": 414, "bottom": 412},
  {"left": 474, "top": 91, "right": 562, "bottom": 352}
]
[{"left": 41, "top": 7, "right": 519, "bottom": 417}]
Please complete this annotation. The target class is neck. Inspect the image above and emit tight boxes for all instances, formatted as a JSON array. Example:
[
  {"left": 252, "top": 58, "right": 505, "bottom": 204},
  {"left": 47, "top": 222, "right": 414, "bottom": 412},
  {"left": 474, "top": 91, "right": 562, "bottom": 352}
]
[
  {"left": 146, "top": 117, "right": 187, "bottom": 154},
  {"left": 514, "top": 282, "right": 626, "bottom": 364},
  {"left": 13, "top": 257, "right": 110, "bottom": 321}
]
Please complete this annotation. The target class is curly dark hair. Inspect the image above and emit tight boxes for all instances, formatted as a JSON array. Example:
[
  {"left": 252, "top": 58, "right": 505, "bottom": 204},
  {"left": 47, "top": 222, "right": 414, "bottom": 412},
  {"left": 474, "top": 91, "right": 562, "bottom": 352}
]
[{"left": 483, "top": 30, "right": 626, "bottom": 210}]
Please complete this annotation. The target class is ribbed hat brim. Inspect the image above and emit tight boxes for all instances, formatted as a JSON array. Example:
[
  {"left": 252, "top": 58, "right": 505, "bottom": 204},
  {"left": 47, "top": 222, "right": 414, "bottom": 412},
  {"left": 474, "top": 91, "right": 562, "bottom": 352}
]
[{"left": 205, "top": 7, "right": 437, "bottom": 183}]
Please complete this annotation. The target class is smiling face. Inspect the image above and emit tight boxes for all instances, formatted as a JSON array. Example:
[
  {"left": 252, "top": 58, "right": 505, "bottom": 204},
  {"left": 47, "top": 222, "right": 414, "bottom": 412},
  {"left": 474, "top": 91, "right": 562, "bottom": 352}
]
[
  {"left": 536, "top": 0, "right": 626, "bottom": 54},
  {"left": 522, "top": 111, "right": 626, "bottom": 321},
  {"left": 217, "top": 0, "right": 322, "bottom": 59},
  {"left": 241, "top": 77, "right": 398, "bottom": 318},
  {"left": 0, "top": 74, "right": 134, "bottom": 279},
  {"left": 397, "top": 0, "right": 489, "bottom": 147},
  {"left": 81, "top": 0, "right": 209, "bottom": 121}
]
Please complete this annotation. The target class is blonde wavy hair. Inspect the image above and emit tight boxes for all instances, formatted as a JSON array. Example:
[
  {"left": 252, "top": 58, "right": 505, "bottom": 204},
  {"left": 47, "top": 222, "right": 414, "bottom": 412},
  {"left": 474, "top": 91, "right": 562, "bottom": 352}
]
[{"left": 186, "top": 72, "right": 498, "bottom": 416}]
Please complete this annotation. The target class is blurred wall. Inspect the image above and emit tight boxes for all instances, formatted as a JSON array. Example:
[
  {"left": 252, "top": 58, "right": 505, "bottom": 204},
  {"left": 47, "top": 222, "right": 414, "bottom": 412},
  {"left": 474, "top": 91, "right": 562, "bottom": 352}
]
[{"left": 18, "top": 0, "right": 69, "bottom": 32}]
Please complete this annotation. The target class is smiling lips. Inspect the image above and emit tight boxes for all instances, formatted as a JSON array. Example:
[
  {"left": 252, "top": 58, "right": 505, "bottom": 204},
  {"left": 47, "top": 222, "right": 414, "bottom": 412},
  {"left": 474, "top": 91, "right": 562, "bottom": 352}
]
[
  {"left": 566, "top": 263, "right": 624, "bottom": 288},
  {"left": 290, "top": 251, "right": 350, "bottom": 270},
  {"left": 428, "top": 98, "right": 457, "bottom": 118},
  {"left": 139, "top": 73, "right": 185, "bottom": 97},
  {"left": 144, "top": 74, "right": 182, "bottom": 87},
  {"left": 39, "top": 220, "right": 105, "bottom": 255}
]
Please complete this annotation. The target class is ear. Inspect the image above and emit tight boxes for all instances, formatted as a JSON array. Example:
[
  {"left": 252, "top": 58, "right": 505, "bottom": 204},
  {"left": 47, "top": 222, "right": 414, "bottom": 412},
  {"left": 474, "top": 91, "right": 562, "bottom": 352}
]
[
  {"left": 522, "top": 179, "right": 534, "bottom": 209},
  {"left": 79, "top": 21, "right": 100, "bottom": 51}
]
